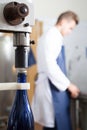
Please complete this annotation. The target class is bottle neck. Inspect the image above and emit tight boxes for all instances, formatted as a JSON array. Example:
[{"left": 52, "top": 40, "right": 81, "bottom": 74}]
[
  {"left": 17, "top": 72, "right": 27, "bottom": 83},
  {"left": 16, "top": 90, "right": 27, "bottom": 97},
  {"left": 15, "top": 77, "right": 28, "bottom": 106}
]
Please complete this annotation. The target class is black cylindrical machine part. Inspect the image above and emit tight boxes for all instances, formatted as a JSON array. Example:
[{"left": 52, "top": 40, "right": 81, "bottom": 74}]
[{"left": 15, "top": 46, "right": 29, "bottom": 68}]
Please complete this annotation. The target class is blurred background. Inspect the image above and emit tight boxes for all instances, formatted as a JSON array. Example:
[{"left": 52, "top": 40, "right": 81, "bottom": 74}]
[{"left": 0, "top": 0, "right": 87, "bottom": 130}]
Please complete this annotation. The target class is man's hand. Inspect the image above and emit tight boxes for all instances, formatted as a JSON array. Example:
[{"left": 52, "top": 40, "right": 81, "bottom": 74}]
[{"left": 68, "top": 83, "right": 80, "bottom": 98}]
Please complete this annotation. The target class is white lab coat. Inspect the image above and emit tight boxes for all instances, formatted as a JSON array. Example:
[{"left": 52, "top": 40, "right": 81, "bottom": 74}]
[{"left": 31, "top": 26, "right": 70, "bottom": 127}]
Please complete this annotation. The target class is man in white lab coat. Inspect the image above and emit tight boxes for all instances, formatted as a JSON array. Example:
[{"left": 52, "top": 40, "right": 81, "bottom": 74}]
[{"left": 32, "top": 11, "right": 80, "bottom": 130}]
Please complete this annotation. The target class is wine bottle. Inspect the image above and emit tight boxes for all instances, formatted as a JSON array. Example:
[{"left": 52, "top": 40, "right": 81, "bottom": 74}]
[{"left": 7, "top": 72, "right": 34, "bottom": 130}]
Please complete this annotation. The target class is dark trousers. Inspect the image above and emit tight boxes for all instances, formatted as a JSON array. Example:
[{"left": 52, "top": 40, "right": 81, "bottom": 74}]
[{"left": 43, "top": 80, "right": 72, "bottom": 130}]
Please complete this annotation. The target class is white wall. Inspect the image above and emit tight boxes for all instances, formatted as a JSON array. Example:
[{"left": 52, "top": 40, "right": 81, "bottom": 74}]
[
  {"left": 64, "top": 22, "right": 87, "bottom": 93},
  {"left": 34, "top": 0, "right": 87, "bottom": 21}
]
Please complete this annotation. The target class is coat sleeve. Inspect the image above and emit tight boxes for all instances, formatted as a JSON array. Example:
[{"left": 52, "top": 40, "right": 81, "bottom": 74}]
[{"left": 44, "top": 33, "right": 70, "bottom": 91}]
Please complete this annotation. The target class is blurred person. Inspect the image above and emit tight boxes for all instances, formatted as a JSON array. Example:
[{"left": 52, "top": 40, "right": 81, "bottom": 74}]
[{"left": 32, "top": 11, "right": 80, "bottom": 130}]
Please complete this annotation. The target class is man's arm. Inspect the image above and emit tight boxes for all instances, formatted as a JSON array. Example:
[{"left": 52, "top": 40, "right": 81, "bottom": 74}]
[{"left": 44, "top": 31, "right": 80, "bottom": 97}]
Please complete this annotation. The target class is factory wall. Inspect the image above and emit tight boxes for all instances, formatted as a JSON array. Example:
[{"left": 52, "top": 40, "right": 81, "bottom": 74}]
[{"left": 34, "top": 0, "right": 87, "bottom": 22}]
